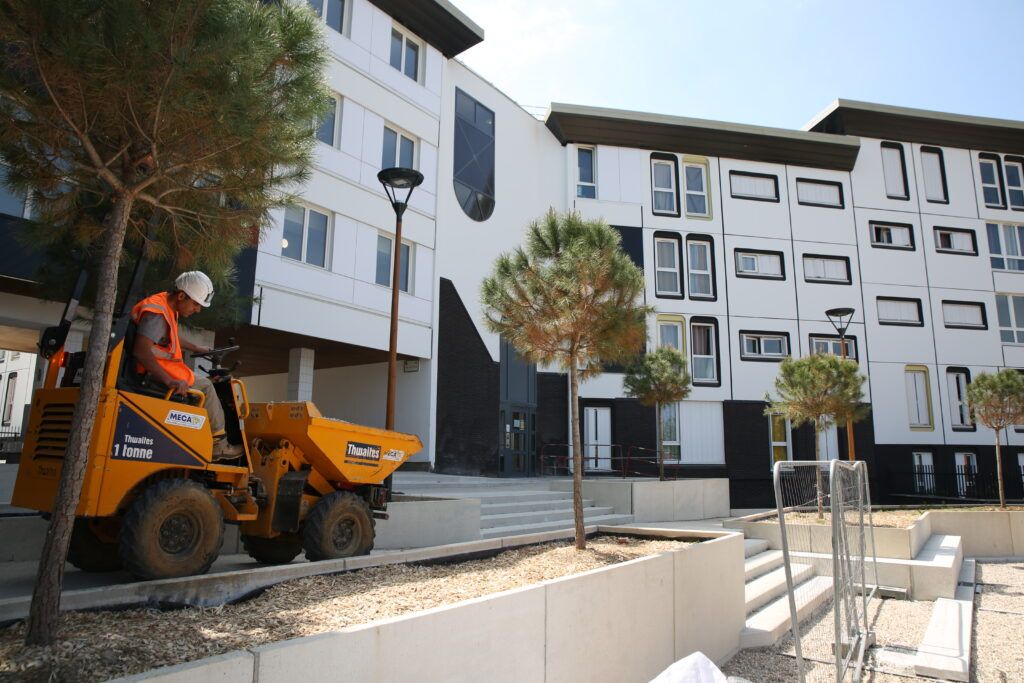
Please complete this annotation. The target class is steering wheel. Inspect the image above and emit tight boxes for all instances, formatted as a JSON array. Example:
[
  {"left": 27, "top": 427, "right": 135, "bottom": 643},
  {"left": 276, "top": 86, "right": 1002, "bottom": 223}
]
[{"left": 191, "top": 344, "right": 239, "bottom": 361}]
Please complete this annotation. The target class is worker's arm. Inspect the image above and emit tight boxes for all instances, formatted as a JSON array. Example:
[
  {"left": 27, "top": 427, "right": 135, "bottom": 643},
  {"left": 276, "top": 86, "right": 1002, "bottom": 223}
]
[
  {"left": 132, "top": 333, "right": 190, "bottom": 395},
  {"left": 180, "top": 338, "right": 211, "bottom": 354}
]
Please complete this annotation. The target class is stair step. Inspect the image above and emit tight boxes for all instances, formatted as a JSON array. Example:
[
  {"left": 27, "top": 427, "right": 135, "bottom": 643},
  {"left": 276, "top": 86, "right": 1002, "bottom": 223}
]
[
  {"left": 480, "top": 507, "right": 616, "bottom": 530},
  {"left": 480, "top": 499, "right": 595, "bottom": 515},
  {"left": 744, "top": 538, "right": 769, "bottom": 558},
  {"left": 479, "top": 514, "right": 634, "bottom": 539},
  {"left": 745, "top": 564, "right": 814, "bottom": 615},
  {"left": 421, "top": 490, "right": 573, "bottom": 505},
  {"left": 744, "top": 550, "right": 784, "bottom": 581},
  {"left": 740, "top": 576, "right": 833, "bottom": 649}
]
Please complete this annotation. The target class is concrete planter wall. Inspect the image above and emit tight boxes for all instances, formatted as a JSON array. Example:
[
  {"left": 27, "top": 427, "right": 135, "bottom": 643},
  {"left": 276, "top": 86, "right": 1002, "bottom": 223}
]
[
  {"left": 375, "top": 495, "right": 481, "bottom": 549},
  {"left": 549, "top": 479, "right": 730, "bottom": 522},
  {"left": 112, "top": 530, "right": 745, "bottom": 683},
  {"left": 925, "top": 510, "right": 1024, "bottom": 557}
]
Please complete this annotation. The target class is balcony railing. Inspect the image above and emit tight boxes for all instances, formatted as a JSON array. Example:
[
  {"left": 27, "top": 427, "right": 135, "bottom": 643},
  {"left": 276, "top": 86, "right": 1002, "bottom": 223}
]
[{"left": 902, "top": 464, "right": 1000, "bottom": 500}]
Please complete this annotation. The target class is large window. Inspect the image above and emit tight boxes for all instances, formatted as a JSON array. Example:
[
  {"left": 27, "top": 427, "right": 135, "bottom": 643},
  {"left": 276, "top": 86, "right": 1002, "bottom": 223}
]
[
  {"left": 740, "top": 332, "right": 788, "bottom": 361},
  {"left": 659, "top": 403, "right": 680, "bottom": 462},
  {"left": 920, "top": 146, "right": 948, "bottom": 203},
  {"left": 905, "top": 365, "right": 932, "bottom": 429},
  {"left": 1006, "top": 157, "right": 1024, "bottom": 210},
  {"left": 933, "top": 227, "right": 977, "bottom": 255},
  {"left": 690, "top": 319, "right": 718, "bottom": 385},
  {"left": 870, "top": 221, "right": 914, "bottom": 249},
  {"left": 654, "top": 235, "right": 682, "bottom": 296},
  {"left": 684, "top": 162, "right": 709, "bottom": 216},
  {"left": 281, "top": 205, "right": 330, "bottom": 268},
  {"left": 769, "top": 413, "right": 792, "bottom": 467},
  {"left": 389, "top": 27, "right": 420, "bottom": 81},
  {"left": 802, "top": 254, "right": 850, "bottom": 284},
  {"left": 996, "top": 294, "right": 1024, "bottom": 343},
  {"left": 979, "top": 154, "right": 1006, "bottom": 208},
  {"left": 382, "top": 126, "right": 416, "bottom": 170},
  {"left": 795, "top": 179, "right": 844, "bottom": 208},
  {"left": 453, "top": 88, "right": 495, "bottom": 222},
  {"left": 729, "top": 171, "right": 779, "bottom": 202},
  {"left": 735, "top": 250, "right": 784, "bottom": 279},
  {"left": 576, "top": 147, "right": 596, "bottom": 199},
  {"left": 657, "top": 317, "right": 684, "bottom": 351},
  {"left": 375, "top": 235, "right": 411, "bottom": 293},
  {"left": 987, "top": 223, "right": 1024, "bottom": 270},
  {"left": 316, "top": 95, "right": 341, "bottom": 147},
  {"left": 881, "top": 141, "right": 909, "bottom": 200},
  {"left": 307, "top": 0, "right": 344, "bottom": 34},
  {"left": 809, "top": 335, "right": 856, "bottom": 360},
  {"left": 651, "top": 155, "right": 678, "bottom": 215},
  {"left": 946, "top": 368, "right": 972, "bottom": 430},
  {"left": 0, "top": 164, "right": 26, "bottom": 218},
  {"left": 877, "top": 297, "right": 923, "bottom": 326},
  {"left": 913, "top": 452, "right": 935, "bottom": 494},
  {"left": 2, "top": 372, "right": 16, "bottom": 425},
  {"left": 686, "top": 237, "right": 714, "bottom": 299},
  {"left": 941, "top": 301, "right": 986, "bottom": 330}
]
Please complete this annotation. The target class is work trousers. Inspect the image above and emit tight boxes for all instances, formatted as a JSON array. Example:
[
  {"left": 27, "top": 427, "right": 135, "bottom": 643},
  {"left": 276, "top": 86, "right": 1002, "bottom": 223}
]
[{"left": 192, "top": 375, "right": 226, "bottom": 435}]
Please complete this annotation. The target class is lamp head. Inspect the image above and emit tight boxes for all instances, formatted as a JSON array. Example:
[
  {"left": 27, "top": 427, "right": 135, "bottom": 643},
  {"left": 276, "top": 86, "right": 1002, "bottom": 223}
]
[
  {"left": 825, "top": 307, "right": 856, "bottom": 336},
  {"left": 377, "top": 167, "right": 424, "bottom": 216}
]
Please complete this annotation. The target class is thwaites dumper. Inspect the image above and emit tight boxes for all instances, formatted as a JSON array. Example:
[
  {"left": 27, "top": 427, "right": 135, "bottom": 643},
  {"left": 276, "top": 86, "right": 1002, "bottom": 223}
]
[{"left": 10, "top": 270, "right": 421, "bottom": 580}]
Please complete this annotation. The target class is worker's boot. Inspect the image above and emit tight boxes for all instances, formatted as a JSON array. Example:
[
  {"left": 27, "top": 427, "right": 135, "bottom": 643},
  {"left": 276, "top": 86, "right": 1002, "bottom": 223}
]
[{"left": 212, "top": 435, "right": 243, "bottom": 461}]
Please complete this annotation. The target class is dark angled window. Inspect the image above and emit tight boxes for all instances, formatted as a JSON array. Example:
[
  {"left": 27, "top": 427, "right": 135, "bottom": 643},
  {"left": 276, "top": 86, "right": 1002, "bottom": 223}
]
[
  {"left": 0, "top": 164, "right": 26, "bottom": 218},
  {"left": 307, "top": 0, "right": 344, "bottom": 34},
  {"left": 453, "top": 88, "right": 495, "bottom": 222}
]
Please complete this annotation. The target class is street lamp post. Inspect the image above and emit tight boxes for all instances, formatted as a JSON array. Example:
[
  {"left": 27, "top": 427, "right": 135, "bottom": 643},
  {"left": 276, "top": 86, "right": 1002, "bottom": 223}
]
[{"left": 825, "top": 307, "right": 857, "bottom": 461}]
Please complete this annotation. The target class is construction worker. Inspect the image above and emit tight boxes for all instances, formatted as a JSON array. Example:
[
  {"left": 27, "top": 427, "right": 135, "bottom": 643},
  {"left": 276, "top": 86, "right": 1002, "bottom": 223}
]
[{"left": 131, "top": 271, "right": 242, "bottom": 459}]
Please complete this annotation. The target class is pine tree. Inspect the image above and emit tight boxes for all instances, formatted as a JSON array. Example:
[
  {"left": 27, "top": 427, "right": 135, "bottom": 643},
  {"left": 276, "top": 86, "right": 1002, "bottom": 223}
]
[
  {"left": 623, "top": 347, "right": 691, "bottom": 481},
  {"left": 0, "top": 0, "right": 329, "bottom": 644},
  {"left": 965, "top": 369, "right": 1024, "bottom": 509},
  {"left": 481, "top": 210, "right": 649, "bottom": 549}
]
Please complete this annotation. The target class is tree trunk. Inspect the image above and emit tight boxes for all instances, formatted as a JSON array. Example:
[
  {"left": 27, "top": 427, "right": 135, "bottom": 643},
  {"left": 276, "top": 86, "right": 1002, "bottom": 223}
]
[
  {"left": 656, "top": 401, "right": 665, "bottom": 482},
  {"left": 569, "top": 363, "right": 585, "bottom": 550},
  {"left": 814, "top": 420, "right": 824, "bottom": 520},
  {"left": 995, "top": 429, "right": 1007, "bottom": 510},
  {"left": 25, "top": 196, "right": 133, "bottom": 645}
]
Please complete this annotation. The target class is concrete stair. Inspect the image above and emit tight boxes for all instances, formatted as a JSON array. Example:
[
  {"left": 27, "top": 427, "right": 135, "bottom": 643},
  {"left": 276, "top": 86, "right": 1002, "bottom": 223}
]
[
  {"left": 744, "top": 549, "right": 783, "bottom": 581},
  {"left": 739, "top": 548, "right": 833, "bottom": 649},
  {"left": 744, "top": 538, "right": 769, "bottom": 558}
]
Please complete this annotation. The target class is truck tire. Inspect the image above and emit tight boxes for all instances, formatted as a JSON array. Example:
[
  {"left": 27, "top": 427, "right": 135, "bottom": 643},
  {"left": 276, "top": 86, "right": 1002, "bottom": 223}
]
[
  {"left": 119, "top": 479, "right": 224, "bottom": 580},
  {"left": 68, "top": 519, "right": 122, "bottom": 572},
  {"left": 302, "top": 491, "right": 375, "bottom": 561},
  {"left": 241, "top": 534, "right": 302, "bottom": 565}
]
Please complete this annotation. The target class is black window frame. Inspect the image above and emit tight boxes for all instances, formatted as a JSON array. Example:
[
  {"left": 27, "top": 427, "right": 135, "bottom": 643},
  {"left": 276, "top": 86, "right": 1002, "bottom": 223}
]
[
  {"left": 946, "top": 366, "right": 976, "bottom": 432},
  {"left": 689, "top": 316, "right": 721, "bottom": 387},
  {"left": 808, "top": 334, "right": 858, "bottom": 361},
  {"left": 738, "top": 330, "right": 791, "bottom": 362},
  {"left": 801, "top": 253, "right": 852, "bottom": 285},
  {"left": 650, "top": 153, "right": 681, "bottom": 218},
  {"left": 979, "top": 153, "right": 1007, "bottom": 209},
  {"left": 1005, "top": 154, "right": 1024, "bottom": 212},
  {"left": 734, "top": 248, "right": 786, "bottom": 280},
  {"left": 452, "top": 88, "right": 496, "bottom": 222},
  {"left": 932, "top": 226, "right": 978, "bottom": 256},
  {"left": 920, "top": 146, "right": 950, "bottom": 205},
  {"left": 652, "top": 231, "right": 685, "bottom": 300},
  {"left": 729, "top": 170, "right": 780, "bottom": 203},
  {"left": 881, "top": 141, "right": 910, "bottom": 201},
  {"left": 876, "top": 296, "right": 925, "bottom": 327},
  {"left": 869, "top": 220, "right": 916, "bottom": 251},
  {"left": 794, "top": 178, "right": 845, "bottom": 209},
  {"left": 941, "top": 300, "right": 988, "bottom": 331},
  {"left": 685, "top": 234, "right": 716, "bottom": 301}
]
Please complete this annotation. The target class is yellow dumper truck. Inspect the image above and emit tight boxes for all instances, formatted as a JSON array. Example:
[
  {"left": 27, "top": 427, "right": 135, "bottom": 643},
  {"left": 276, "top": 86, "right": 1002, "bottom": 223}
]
[{"left": 11, "top": 272, "right": 421, "bottom": 580}]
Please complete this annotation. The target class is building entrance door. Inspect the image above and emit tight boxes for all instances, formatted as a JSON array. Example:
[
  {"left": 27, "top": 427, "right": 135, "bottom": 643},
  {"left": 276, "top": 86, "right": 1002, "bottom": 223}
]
[
  {"left": 583, "top": 406, "right": 612, "bottom": 471},
  {"left": 498, "top": 337, "right": 536, "bottom": 477},
  {"left": 500, "top": 406, "right": 534, "bottom": 476}
]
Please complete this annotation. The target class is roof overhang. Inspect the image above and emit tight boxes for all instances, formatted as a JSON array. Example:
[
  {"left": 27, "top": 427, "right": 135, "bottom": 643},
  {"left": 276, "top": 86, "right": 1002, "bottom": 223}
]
[
  {"left": 805, "top": 99, "right": 1024, "bottom": 154},
  {"left": 367, "top": 0, "right": 484, "bottom": 58},
  {"left": 545, "top": 103, "right": 861, "bottom": 172}
]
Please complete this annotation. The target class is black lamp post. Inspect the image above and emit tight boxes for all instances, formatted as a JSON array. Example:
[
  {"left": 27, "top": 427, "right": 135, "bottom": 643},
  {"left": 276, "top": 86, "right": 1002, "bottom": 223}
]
[
  {"left": 377, "top": 167, "right": 424, "bottom": 434},
  {"left": 825, "top": 307, "right": 857, "bottom": 461}
]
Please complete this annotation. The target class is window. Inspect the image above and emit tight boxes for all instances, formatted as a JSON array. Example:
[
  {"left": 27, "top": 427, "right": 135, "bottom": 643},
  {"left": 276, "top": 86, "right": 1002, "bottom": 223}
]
[
  {"left": 905, "top": 366, "right": 933, "bottom": 429},
  {"left": 881, "top": 142, "right": 909, "bottom": 200},
  {"left": 1006, "top": 157, "right": 1024, "bottom": 210},
  {"left": 684, "top": 162, "right": 709, "bottom": 216},
  {"left": 651, "top": 155, "right": 678, "bottom": 215},
  {"left": 729, "top": 171, "right": 779, "bottom": 202},
  {"left": 375, "top": 234, "right": 411, "bottom": 293},
  {"left": 654, "top": 235, "right": 682, "bottom": 296},
  {"left": 979, "top": 154, "right": 1005, "bottom": 208},
  {"left": 382, "top": 126, "right": 415, "bottom": 171},
  {"left": 659, "top": 402, "right": 680, "bottom": 462},
  {"left": 946, "top": 368, "right": 973, "bottom": 430},
  {"left": 686, "top": 238, "right": 714, "bottom": 299},
  {"left": 870, "top": 221, "right": 914, "bottom": 249},
  {"left": 0, "top": 164, "right": 26, "bottom": 218},
  {"left": 690, "top": 319, "right": 718, "bottom": 385},
  {"left": 389, "top": 28, "right": 419, "bottom": 81},
  {"left": 955, "top": 452, "right": 977, "bottom": 497},
  {"left": 770, "top": 414, "right": 792, "bottom": 467},
  {"left": 933, "top": 227, "right": 977, "bottom": 255},
  {"left": 307, "top": 0, "right": 344, "bottom": 34},
  {"left": 453, "top": 88, "right": 495, "bottom": 222},
  {"left": 987, "top": 223, "right": 1024, "bottom": 270},
  {"left": 316, "top": 95, "right": 340, "bottom": 147},
  {"left": 2, "top": 372, "right": 16, "bottom": 425},
  {"left": 658, "top": 318, "right": 684, "bottom": 351},
  {"left": 802, "top": 254, "right": 850, "bottom": 284},
  {"left": 795, "top": 179, "right": 844, "bottom": 208},
  {"left": 913, "top": 452, "right": 935, "bottom": 494},
  {"left": 809, "top": 335, "right": 856, "bottom": 360},
  {"left": 281, "top": 205, "right": 330, "bottom": 268},
  {"left": 942, "top": 301, "right": 987, "bottom": 330},
  {"left": 740, "top": 332, "right": 789, "bottom": 361},
  {"left": 877, "top": 297, "right": 923, "bottom": 326},
  {"left": 576, "top": 147, "right": 596, "bottom": 199},
  {"left": 920, "top": 146, "right": 948, "bottom": 203},
  {"left": 996, "top": 294, "right": 1024, "bottom": 343},
  {"left": 735, "top": 250, "right": 784, "bottom": 279}
]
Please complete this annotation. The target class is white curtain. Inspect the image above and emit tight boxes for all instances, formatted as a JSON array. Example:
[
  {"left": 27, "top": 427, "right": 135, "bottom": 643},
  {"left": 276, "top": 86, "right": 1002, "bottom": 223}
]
[
  {"left": 796, "top": 180, "right": 841, "bottom": 206},
  {"left": 881, "top": 145, "right": 907, "bottom": 198},
  {"left": 730, "top": 173, "right": 776, "bottom": 199},
  {"left": 942, "top": 302, "right": 983, "bottom": 327},
  {"left": 921, "top": 150, "right": 946, "bottom": 201},
  {"left": 878, "top": 298, "right": 919, "bottom": 323}
]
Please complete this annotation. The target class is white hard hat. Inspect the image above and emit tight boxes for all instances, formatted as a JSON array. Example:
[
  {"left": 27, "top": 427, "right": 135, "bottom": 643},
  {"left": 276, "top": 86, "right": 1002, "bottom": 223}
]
[{"left": 174, "top": 271, "right": 214, "bottom": 307}]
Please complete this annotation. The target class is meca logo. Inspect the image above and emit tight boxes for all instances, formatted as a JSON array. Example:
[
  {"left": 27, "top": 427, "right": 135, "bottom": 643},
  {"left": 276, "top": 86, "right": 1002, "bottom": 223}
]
[
  {"left": 345, "top": 442, "right": 381, "bottom": 460},
  {"left": 164, "top": 410, "right": 206, "bottom": 430}
]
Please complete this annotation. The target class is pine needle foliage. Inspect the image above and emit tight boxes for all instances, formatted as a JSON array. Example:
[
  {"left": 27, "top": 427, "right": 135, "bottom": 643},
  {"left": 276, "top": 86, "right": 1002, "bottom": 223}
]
[
  {"left": 481, "top": 210, "right": 649, "bottom": 548},
  {"left": 966, "top": 369, "right": 1024, "bottom": 509},
  {"left": 624, "top": 347, "right": 691, "bottom": 480},
  {"left": 0, "top": 0, "right": 329, "bottom": 645}
]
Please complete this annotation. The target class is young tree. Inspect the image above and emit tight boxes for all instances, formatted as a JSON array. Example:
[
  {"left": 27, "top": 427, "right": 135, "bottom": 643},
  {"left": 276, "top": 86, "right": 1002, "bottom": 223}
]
[
  {"left": 765, "top": 354, "right": 866, "bottom": 518},
  {"left": 0, "top": 0, "right": 328, "bottom": 644},
  {"left": 624, "top": 347, "right": 691, "bottom": 481},
  {"left": 966, "top": 369, "right": 1024, "bottom": 509},
  {"left": 481, "top": 210, "right": 648, "bottom": 549}
]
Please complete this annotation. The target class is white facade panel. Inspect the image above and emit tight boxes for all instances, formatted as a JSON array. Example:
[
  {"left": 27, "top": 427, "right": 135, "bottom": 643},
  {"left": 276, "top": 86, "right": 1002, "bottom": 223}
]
[
  {"left": 787, "top": 168, "right": 855, "bottom": 245},
  {"left": 910, "top": 145, "right": 976, "bottom": 218},
  {"left": 929, "top": 289, "right": 1000, "bottom": 366},
  {"left": 869, "top": 361, "right": 944, "bottom": 445},
  {"left": 861, "top": 283, "right": 934, "bottom": 364},
  {"left": 720, "top": 159, "right": 790, "bottom": 239},
  {"left": 850, "top": 138, "right": 918, "bottom": 211},
  {"left": 595, "top": 146, "right": 621, "bottom": 203},
  {"left": 618, "top": 148, "right": 646, "bottom": 205},
  {"left": 855, "top": 209, "right": 927, "bottom": 286},
  {"left": 723, "top": 235, "right": 798, "bottom": 320},
  {"left": 920, "top": 215, "right": 990, "bottom": 290},
  {"left": 679, "top": 401, "right": 725, "bottom": 465},
  {"left": 574, "top": 198, "right": 642, "bottom": 227}
]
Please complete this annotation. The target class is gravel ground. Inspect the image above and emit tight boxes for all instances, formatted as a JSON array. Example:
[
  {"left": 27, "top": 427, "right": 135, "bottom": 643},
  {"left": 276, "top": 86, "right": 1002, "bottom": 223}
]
[
  {"left": 0, "top": 536, "right": 688, "bottom": 683},
  {"left": 973, "top": 560, "right": 1024, "bottom": 683},
  {"left": 770, "top": 507, "right": 1023, "bottom": 529}
]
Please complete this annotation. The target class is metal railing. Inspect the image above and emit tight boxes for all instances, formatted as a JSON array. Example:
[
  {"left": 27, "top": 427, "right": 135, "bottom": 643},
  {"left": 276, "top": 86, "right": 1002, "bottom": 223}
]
[
  {"left": 901, "top": 464, "right": 1000, "bottom": 500},
  {"left": 537, "top": 443, "right": 676, "bottom": 479},
  {"left": 0, "top": 427, "right": 24, "bottom": 459}
]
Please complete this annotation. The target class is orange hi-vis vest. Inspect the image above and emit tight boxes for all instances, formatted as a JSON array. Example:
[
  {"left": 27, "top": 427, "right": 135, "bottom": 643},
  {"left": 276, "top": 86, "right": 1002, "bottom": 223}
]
[{"left": 130, "top": 291, "right": 195, "bottom": 385}]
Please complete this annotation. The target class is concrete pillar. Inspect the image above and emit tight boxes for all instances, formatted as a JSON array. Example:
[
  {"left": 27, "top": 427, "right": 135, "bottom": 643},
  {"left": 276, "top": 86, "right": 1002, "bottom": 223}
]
[{"left": 287, "top": 347, "right": 314, "bottom": 402}]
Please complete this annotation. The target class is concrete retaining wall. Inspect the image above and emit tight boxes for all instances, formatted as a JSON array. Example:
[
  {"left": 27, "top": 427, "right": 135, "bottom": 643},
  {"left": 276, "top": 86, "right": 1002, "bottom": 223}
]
[
  {"left": 549, "top": 478, "right": 730, "bottom": 521},
  {"left": 117, "top": 530, "right": 746, "bottom": 683},
  {"left": 925, "top": 510, "right": 1024, "bottom": 557}
]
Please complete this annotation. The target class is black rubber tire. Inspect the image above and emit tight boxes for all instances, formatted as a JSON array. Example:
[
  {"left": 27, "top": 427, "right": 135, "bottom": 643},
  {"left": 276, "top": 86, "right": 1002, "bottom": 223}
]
[
  {"left": 302, "top": 491, "right": 375, "bottom": 561},
  {"left": 241, "top": 534, "right": 303, "bottom": 565},
  {"left": 67, "top": 519, "right": 122, "bottom": 572},
  {"left": 118, "top": 479, "right": 224, "bottom": 580}
]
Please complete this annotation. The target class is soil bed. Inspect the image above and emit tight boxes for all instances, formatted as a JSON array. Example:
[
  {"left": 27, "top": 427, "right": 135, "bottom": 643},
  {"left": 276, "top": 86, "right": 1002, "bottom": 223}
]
[
  {"left": 0, "top": 535, "right": 690, "bottom": 682},
  {"left": 766, "top": 506, "right": 1024, "bottom": 529}
]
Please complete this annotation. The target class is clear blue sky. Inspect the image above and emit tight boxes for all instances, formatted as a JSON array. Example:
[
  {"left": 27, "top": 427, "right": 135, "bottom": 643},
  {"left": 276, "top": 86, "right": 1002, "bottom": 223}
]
[{"left": 452, "top": 0, "right": 1024, "bottom": 129}]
